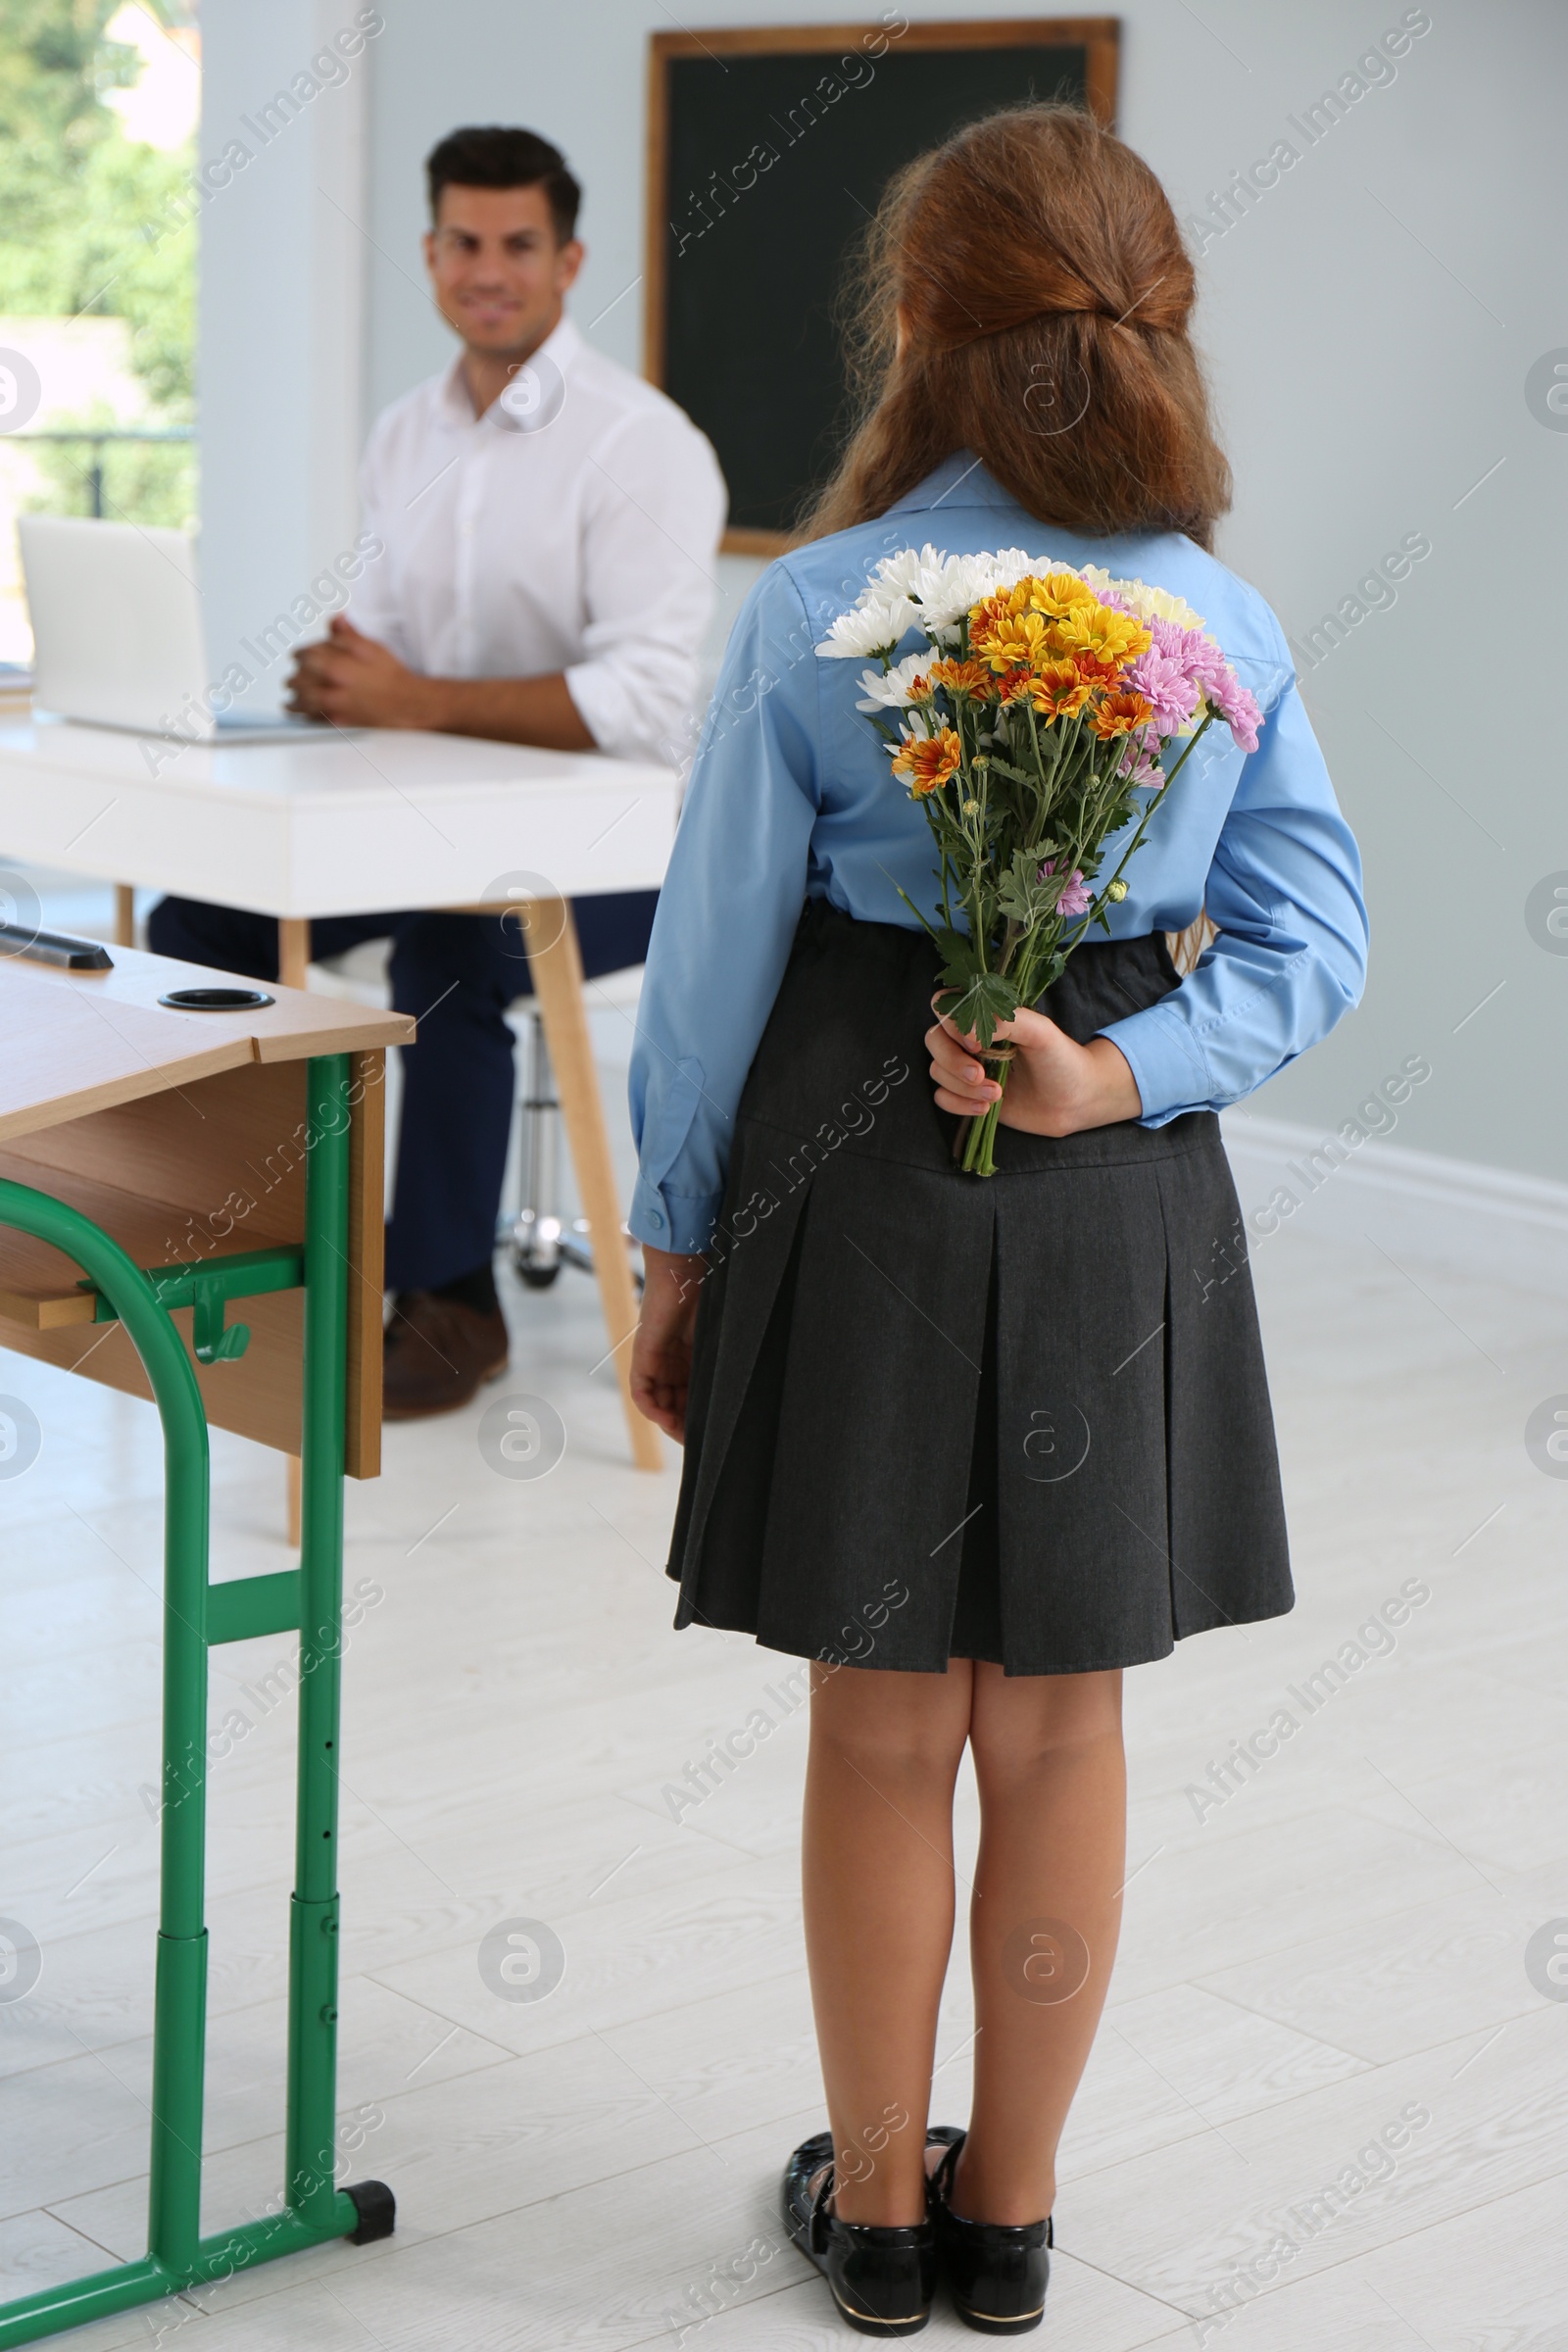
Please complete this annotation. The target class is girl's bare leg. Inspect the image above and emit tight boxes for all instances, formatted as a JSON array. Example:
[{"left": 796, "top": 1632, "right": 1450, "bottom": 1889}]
[
  {"left": 956, "top": 1662, "right": 1127, "bottom": 2225},
  {"left": 802, "top": 1656, "right": 974, "bottom": 2226}
]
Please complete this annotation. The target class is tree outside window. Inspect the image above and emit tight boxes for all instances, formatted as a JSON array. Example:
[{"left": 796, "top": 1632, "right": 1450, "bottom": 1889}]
[{"left": 0, "top": 0, "right": 199, "bottom": 666}]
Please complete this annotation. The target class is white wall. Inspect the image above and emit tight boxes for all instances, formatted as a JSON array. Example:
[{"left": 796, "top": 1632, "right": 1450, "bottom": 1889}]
[
  {"left": 204, "top": 0, "right": 1568, "bottom": 1182},
  {"left": 198, "top": 0, "right": 369, "bottom": 713}
]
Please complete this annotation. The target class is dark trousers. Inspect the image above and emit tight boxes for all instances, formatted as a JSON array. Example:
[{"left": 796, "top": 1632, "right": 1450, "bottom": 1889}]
[{"left": 145, "top": 891, "right": 659, "bottom": 1294}]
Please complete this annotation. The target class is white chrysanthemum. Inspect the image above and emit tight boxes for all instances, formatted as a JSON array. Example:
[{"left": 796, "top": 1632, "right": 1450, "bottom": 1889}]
[
  {"left": 888, "top": 707, "right": 943, "bottom": 755},
  {"left": 855, "top": 651, "right": 935, "bottom": 711},
  {"left": 914, "top": 554, "right": 994, "bottom": 633},
  {"left": 910, "top": 547, "right": 1029, "bottom": 636},
  {"left": 814, "top": 593, "right": 920, "bottom": 660},
  {"left": 870, "top": 542, "right": 947, "bottom": 599},
  {"left": 1080, "top": 564, "right": 1205, "bottom": 633},
  {"left": 992, "top": 546, "right": 1059, "bottom": 588}
]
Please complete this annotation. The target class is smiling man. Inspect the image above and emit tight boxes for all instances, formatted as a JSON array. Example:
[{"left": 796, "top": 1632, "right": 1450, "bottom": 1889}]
[{"left": 149, "top": 125, "right": 727, "bottom": 1418}]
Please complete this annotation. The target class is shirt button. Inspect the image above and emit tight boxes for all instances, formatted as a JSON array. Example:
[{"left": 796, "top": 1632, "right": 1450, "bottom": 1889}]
[{"left": 648, "top": 1209, "right": 664, "bottom": 1230}]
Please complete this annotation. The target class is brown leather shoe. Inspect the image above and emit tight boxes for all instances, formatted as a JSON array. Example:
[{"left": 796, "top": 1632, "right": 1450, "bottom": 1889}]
[{"left": 382, "top": 1291, "right": 509, "bottom": 1420}]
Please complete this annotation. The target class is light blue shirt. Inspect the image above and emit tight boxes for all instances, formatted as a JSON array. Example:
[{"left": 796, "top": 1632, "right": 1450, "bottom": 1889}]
[{"left": 628, "top": 453, "right": 1368, "bottom": 1254}]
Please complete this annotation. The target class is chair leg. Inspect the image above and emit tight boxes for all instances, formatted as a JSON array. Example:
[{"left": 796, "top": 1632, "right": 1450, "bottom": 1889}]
[
  {"left": 516, "top": 901, "right": 661, "bottom": 1473},
  {"left": 509, "top": 1011, "right": 564, "bottom": 1288}
]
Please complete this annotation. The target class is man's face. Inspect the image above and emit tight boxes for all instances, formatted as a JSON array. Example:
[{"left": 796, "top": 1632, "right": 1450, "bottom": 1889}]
[{"left": 423, "top": 182, "right": 583, "bottom": 356}]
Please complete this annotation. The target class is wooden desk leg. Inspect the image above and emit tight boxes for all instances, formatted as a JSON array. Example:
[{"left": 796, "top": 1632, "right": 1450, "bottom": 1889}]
[
  {"left": 278, "top": 917, "right": 311, "bottom": 992},
  {"left": 114, "top": 884, "right": 135, "bottom": 947},
  {"left": 519, "top": 898, "right": 662, "bottom": 1473}
]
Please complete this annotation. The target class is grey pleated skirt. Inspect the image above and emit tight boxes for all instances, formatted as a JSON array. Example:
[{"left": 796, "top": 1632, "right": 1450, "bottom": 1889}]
[{"left": 663, "top": 899, "right": 1292, "bottom": 1676}]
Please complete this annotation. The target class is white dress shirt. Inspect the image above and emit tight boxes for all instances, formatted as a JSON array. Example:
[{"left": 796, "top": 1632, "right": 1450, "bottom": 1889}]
[{"left": 349, "top": 313, "right": 727, "bottom": 764}]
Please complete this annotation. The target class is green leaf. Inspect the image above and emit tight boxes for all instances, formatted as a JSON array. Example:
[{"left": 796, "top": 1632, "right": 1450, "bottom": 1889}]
[
  {"left": 936, "top": 968, "right": 1019, "bottom": 1050},
  {"left": 996, "top": 871, "right": 1042, "bottom": 925}
]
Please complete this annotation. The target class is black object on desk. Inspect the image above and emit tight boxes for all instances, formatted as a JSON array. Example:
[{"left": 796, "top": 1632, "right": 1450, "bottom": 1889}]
[{"left": 0, "top": 919, "right": 113, "bottom": 969}]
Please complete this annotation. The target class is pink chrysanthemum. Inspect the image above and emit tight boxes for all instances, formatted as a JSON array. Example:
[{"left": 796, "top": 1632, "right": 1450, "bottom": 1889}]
[
  {"left": 1205, "top": 669, "right": 1262, "bottom": 755},
  {"left": 1126, "top": 648, "right": 1200, "bottom": 734},
  {"left": 1159, "top": 626, "right": 1263, "bottom": 755},
  {"left": 1148, "top": 615, "right": 1192, "bottom": 662},
  {"left": 1116, "top": 724, "right": 1163, "bottom": 785},
  {"left": 1040, "top": 858, "right": 1092, "bottom": 917}
]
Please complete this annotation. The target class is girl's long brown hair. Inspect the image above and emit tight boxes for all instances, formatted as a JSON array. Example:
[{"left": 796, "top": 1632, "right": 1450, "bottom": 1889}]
[{"left": 804, "top": 103, "right": 1231, "bottom": 552}]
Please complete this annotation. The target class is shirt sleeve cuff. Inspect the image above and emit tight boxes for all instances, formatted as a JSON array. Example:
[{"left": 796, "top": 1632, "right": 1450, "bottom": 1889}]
[
  {"left": 628, "top": 1173, "right": 723, "bottom": 1255},
  {"left": 561, "top": 659, "right": 612, "bottom": 752},
  {"left": 1098, "top": 1003, "right": 1214, "bottom": 1127}
]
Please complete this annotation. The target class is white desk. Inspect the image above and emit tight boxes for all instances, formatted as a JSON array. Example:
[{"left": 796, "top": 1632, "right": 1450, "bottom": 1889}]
[
  {"left": 0, "top": 716, "right": 676, "bottom": 915},
  {"left": 0, "top": 716, "right": 671, "bottom": 1469}
]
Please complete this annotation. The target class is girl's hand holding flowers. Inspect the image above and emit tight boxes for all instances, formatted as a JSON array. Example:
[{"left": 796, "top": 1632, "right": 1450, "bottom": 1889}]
[{"left": 926, "top": 1004, "right": 1141, "bottom": 1138}]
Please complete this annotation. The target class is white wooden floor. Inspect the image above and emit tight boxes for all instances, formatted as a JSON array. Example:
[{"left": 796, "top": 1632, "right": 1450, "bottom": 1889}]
[{"left": 2, "top": 1179, "right": 1566, "bottom": 2348}]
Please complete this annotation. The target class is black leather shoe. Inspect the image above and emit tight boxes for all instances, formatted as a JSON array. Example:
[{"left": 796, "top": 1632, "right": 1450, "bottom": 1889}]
[
  {"left": 926, "top": 2128, "right": 1053, "bottom": 2334},
  {"left": 783, "top": 2131, "right": 936, "bottom": 2335}
]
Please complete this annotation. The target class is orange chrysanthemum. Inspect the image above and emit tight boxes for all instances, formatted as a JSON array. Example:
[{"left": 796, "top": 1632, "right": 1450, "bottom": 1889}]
[
  {"left": 971, "top": 580, "right": 1034, "bottom": 623},
  {"left": 927, "top": 657, "right": 995, "bottom": 700},
  {"left": 1087, "top": 689, "right": 1155, "bottom": 739},
  {"left": 891, "top": 725, "right": 963, "bottom": 796},
  {"left": 1026, "top": 662, "right": 1096, "bottom": 719}
]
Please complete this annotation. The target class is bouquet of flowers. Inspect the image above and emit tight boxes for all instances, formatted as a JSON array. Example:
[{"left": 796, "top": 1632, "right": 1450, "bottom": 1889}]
[{"left": 816, "top": 546, "right": 1262, "bottom": 1174}]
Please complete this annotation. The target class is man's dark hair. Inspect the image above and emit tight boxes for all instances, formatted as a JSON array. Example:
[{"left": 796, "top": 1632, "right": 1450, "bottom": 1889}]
[{"left": 425, "top": 125, "right": 581, "bottom": 243}]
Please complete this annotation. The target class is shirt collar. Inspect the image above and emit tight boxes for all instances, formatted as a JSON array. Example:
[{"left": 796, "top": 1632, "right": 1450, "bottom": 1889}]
[
  {"left": 885, "top": 451, "right": 1022, "bottom": 515},
  {"left": 434, "top": 311, "right": 583, "bottom": 433}
]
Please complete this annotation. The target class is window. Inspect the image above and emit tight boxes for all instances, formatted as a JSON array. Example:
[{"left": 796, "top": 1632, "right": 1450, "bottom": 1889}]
[{"left": 0, "top": 0, "right": 198, "bottom": 671}]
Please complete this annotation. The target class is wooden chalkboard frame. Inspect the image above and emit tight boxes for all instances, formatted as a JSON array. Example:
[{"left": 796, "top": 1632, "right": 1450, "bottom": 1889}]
[{"left": 645, "top": 17, "right": 1121, "bottom": 554}]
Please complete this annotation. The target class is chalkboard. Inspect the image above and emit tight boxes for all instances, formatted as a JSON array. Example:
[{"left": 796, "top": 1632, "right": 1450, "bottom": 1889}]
[{"left": 646, "top": 20, "right": 1119, "bottom": 550}]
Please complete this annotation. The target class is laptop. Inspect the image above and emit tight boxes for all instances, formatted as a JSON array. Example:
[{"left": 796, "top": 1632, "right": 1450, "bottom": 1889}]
[{"left": 17, "top": 514, "right": 352, "bottom": 743}]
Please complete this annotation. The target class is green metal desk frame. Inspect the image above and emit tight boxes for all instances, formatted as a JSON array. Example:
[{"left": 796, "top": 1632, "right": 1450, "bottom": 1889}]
[{"left": 0, "top": 1053, "right": 394, "bottom": 2347}]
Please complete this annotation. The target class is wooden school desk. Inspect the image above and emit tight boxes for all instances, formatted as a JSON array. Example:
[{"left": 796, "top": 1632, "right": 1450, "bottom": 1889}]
[
  {"left": 0, "top": 944, "right": 411, "bottom": 2344},
  {"left": 0, "top": 717, "right": 674, "bottom": 1469}
]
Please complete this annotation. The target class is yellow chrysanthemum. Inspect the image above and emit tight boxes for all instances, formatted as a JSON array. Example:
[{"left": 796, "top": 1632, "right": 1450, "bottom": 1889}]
[
  {"left": 976, "top": 580, "right": 1036, "bottom": 620},
  {"left": 1027, "top": 568, "right": 1099, "bottom": 619},
  {"left": 1052, "top": 602, "right": 1153, "bottom": 667},
  {"left": 968, "top": 602, "right": 1053, "bottom": 673}
]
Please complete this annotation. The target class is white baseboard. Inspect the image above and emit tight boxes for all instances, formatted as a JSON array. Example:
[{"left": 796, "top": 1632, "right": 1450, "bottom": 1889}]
[{"left": 1220, "top": 1110, "right": 1568, "bottom": 1298}]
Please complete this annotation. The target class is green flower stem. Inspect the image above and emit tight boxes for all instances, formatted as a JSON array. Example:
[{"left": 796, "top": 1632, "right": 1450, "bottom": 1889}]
[
  {"left": 961, "top": 1063, "right": 1007, "bottom": 1175},
  {"left": 1097, "top": 710, "right": 1215, "bottom": 901}
]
